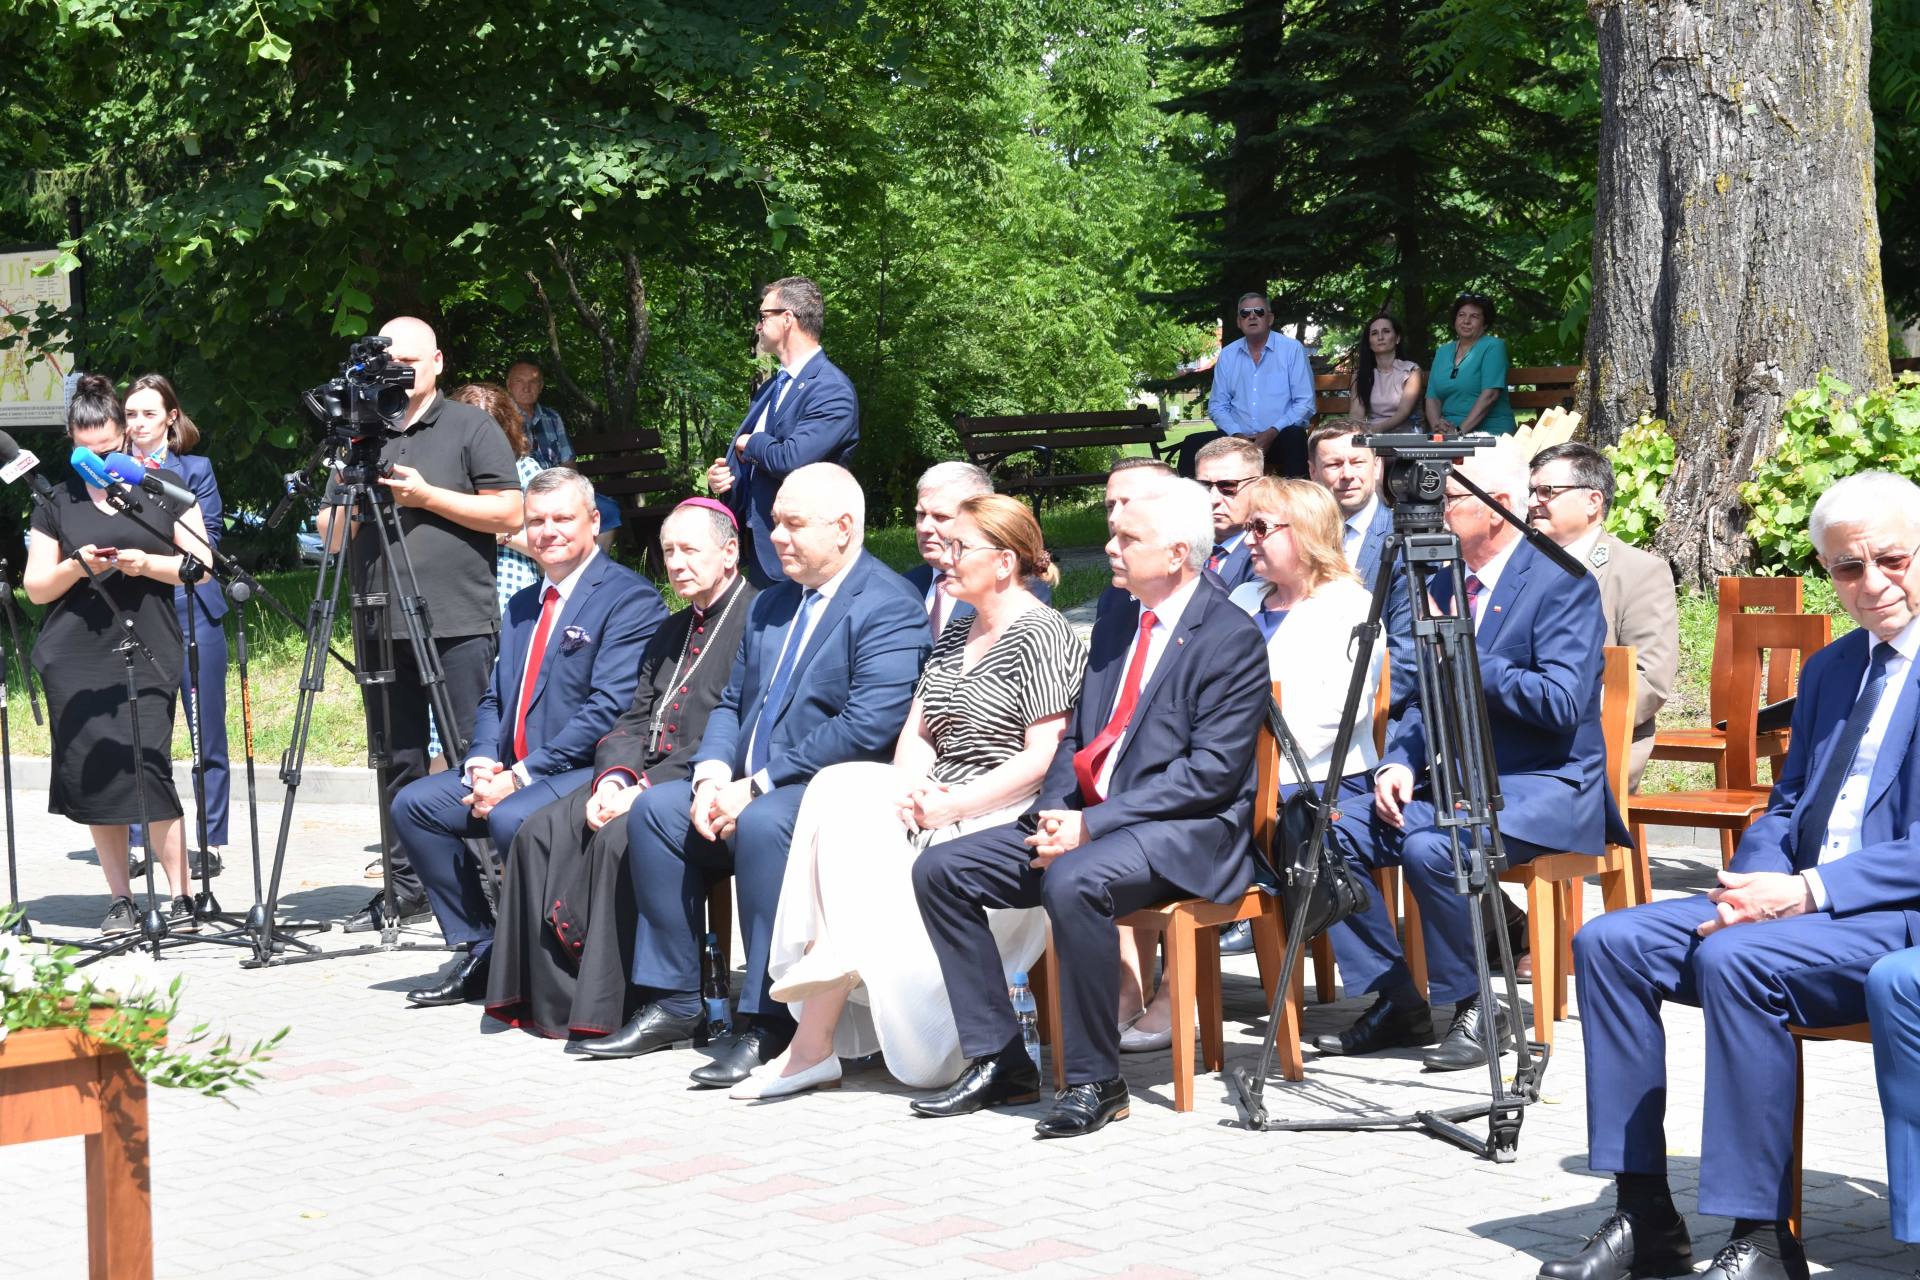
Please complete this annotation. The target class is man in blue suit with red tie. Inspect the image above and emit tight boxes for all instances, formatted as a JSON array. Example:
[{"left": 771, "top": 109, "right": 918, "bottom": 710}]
[
  {"left": 1541, "top": 471, "right": 1920, "bottom": 1280},
  {"left": 393, "top": 469, "right": 665, "bottom": 1007},
  {"left": 705, "top": 277, "right": 860, "bottom": 588},
  {"left": 911, "top": 477, "right": 1271, "bottom": 1138}
]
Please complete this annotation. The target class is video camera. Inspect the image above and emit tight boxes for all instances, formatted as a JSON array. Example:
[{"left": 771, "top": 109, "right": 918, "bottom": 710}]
[{"left": 302, "top": 335, "right": 414, "bottom": 449}]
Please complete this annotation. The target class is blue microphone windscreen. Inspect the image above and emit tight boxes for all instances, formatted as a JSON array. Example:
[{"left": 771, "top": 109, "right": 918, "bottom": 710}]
[
  {"left": 103, "top": 453, "right": 146, "bottom": 485},
  {"left": 70, "top": 446, "right": 113, "bottom": 487}
]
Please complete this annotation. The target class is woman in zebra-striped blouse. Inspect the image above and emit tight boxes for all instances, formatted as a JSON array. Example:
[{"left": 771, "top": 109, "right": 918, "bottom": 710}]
[{"left": 743, "top": 495, "right": 1089, "bottom": 1098}]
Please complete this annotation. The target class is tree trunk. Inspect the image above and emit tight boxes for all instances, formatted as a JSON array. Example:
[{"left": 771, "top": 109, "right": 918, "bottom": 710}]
[
  {"left": 1213, "top": 5, "right": 1286, "bottom": 336},
  {"left": 1582, "top": 0, "right": 1889, "bottom": 584}
]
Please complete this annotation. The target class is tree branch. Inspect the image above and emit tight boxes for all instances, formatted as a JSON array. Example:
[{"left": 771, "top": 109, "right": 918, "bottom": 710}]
[{"left": 524, "top": 267, "right": 602, "bottom": 420}]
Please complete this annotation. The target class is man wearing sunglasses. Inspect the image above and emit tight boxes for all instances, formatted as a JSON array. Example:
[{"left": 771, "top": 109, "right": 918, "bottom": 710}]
[
  {"left": 1177, "top": 291, "right": 1315, "bottom": 480},
  {"left": 1527, "top": 442, "right": 1679, "bottom": 792},
  {"left": 705, "top": 277, "right": 860, "bottom": 588},
  {"left": 1548, "top": 470, "right": 1920, "bottom": 1280},
  {"left": 1192, "top": 436, "right": 1263, "bottom": 591}
]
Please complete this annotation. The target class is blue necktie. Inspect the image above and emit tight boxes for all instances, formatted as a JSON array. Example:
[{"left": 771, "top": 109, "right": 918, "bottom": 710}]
[
  {"left": 748, "top": 589, "right": 820, "bottom": 776},
  {"left": 744, "top": 370, "right": 792, "bottom": 481},
  {"left": 1795, "top": 640, "right": 1896, "bottom": 858}
]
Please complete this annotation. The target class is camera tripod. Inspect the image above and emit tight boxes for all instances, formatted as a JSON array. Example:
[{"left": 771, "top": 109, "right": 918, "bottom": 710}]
[{"left": 1228, "top": 432, "right": 1589, "bottom": 1161}]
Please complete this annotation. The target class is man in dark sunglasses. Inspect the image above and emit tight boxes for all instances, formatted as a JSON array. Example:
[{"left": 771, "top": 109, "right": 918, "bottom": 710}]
[
  {"left": 1175, "top": 289, "right": 1316, "bottom": 481},
  {"left": 1192, "top": 435, "right": 1263, "bottom": 591}
]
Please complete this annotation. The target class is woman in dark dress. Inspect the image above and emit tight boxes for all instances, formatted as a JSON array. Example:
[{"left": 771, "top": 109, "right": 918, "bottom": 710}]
[
  {"left": 24, "top": 374, "right": 217, "bottom": 935},
  {"left": 485, "top": 498, "right": 756, "bottom": 1039}
]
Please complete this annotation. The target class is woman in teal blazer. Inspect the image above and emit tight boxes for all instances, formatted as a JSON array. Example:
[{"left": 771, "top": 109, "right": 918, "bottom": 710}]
[{"left": 1425, "top": 293, "right": 1515, "bottom": 435}]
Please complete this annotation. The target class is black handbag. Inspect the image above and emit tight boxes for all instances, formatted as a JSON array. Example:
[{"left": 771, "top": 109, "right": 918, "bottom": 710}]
[{"left": 1262, "top": 696, "right": 1372, "bottom": 940}]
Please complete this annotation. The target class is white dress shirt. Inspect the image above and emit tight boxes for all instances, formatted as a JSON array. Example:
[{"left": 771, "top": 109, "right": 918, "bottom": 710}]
[
  {"left": 1461, "top": 535, "right": 1521, "bottom": 630},
  {"left": 749, "top": 351, "right": 812, "bottom": 438},
  {"left": 1802, "top": 617, "right": 1920, "bottom": 908},
  {"left": 1343, "top": 495, "right": 1380, "bottom": 567},
  {"left": 468, "top": 548, "right": 600, "bottom": 786},
  {"left": 1097, "top": 574, "right": 1205, "bottom": 796}
]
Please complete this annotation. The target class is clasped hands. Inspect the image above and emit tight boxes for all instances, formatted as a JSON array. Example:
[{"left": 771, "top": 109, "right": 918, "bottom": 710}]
[
  {"left": 584, "top": 778, "right": 642, "bottom": 831},
  {"left": 691, "top": 776, "right": 756, "bottom": 841},
  {"left": 1024, "top": 810, "right": 1088, "bottom": 870},
  {"left": 1697, "top": 869, "right": 1816, "bottom": 937},
  {"left": 892, "top": 776, "right": 966, "bottom": 834},
  {"left": 461, "top": 761, "right": 520, "bottom": 818}
]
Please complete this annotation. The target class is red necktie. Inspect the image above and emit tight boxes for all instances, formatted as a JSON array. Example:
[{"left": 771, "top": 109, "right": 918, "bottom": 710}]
[
  {"left": 513, "top": 585, "right": 562, "bottom": 762},
  {"left": 1072, "top": 610, "right": 1159, "bottom": 804},
  {"left": 1463, "top": 573, "right": 1484, "bottom": 628},
  {"left": 1207, "top": 544, "right": 1226, "bottom": 573}
]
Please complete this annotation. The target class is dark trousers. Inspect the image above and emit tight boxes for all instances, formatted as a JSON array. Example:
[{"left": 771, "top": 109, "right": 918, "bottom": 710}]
[
  {"left": 1174, "top": 426, "right": 1309, "bottom": 479},
  {"left": 366, "top": 633, "right": 496, "bottom": 901},
  {"left": 391, "top": 765, "right": 590, "bottom": 954},
  {"left": 913, "top": 822, "right": 1175, "bottom": 1085},
  {"left": 1868, "top": 948, "right": 1920, "bottom": 1242},
  {"left": 624, "top": 777, "right": 805, "bottom": 1022},
  {"left": 1576, "top": 894, "right": 1908, "bottom": 1221},
  {"left": 1307, "top": 776, "right": 1422, "bottom": 1002},
  {"left": 177, "top": 592, "right": 230, "bottom": 846}
]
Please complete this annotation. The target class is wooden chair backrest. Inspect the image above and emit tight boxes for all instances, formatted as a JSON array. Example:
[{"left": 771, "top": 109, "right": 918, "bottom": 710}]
[
  {"left": 1374, "top": 661, "right": 1391, "bottom": 757},
  {"left": 1721, "top": 612, "right": 1831, "bottom": 789},
  {"left": 1254, "top": 671, "right": 1394, "bottom": 849},
  {"left": 1600, "top": 646, "right": 1635, "bottom": 805},
  {"left": 1710, "top": 576, "right": 1805, "bottom": 722}
]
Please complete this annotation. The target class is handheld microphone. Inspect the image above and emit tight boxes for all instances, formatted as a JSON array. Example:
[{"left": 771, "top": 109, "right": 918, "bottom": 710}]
[
  {"left": 69, "top": 445, "right": 115, "bottom": 489},
  {"left": 104, "top": 452, "right": 197, "bottom": 515},
  {"left": 0, "top": 431, "right": 56, "bottom": 499}
]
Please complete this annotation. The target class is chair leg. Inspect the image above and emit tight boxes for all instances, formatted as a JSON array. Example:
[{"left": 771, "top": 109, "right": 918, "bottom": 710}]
[
  {"left": 1370, "top": 867, "right": 1401, "bottom": 943},
  {"left": 1553, "top": 881, "right": 1575, "bottom": 1023},
  {"left": 1167, "top": 910, "right": 1198, "bottom": 1113},
  {"left": 1789, "top": 1036, "right": 1806, "bottom": 1240},
  {"left": 1042, "top": 931, "right": 1067, "bottom": 1093},
  {"left": 1198, "top": 927, "right": 1226, "bottom": 1073},
  {"left": 1403, "top": 892, "right": 1428, "bottom": 1002},
  {"left": 1629, "top": 822, "right": 1654, "bottom": 905},
  {"left": 1524, "top": 875, "right": 1557, "bottom": 1048},
  {"left": 1719, "top": 827, "right": 1738, "bottom": 870},
  {"left": 1266, "top": 904, "right": 1305, "bottom": 1083},
  {"left": 1250, "top": 905, "right": 1283, "bottom": 1007},
  {"left": 1597, "top": 860, "right": 1633, "bottom": 915},
  {"left": 1311, "top": 934, "right": 1335, "bottom": 1003}
]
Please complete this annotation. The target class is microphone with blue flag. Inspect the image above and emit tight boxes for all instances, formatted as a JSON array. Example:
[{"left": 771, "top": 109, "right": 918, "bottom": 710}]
[
  {"left": 103, "top": 452, "right": 197, "bottom": 515},
  {"left": 69, "top": 445, "right": 117, "bottom": 490}
]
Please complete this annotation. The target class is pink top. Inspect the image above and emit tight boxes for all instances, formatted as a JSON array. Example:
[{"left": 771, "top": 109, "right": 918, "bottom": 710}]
[{"left": 1362, "top": 358, "right": 1421, "bottom": 422}]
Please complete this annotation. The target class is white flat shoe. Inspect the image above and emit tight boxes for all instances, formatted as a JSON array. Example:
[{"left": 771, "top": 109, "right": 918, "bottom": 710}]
[
  {"left": 730, "top": 1053, "right": 843, "bottom": 1099},
  {"left": 1119, "top": 1022, "right": 1174, "bottom": 1053}
]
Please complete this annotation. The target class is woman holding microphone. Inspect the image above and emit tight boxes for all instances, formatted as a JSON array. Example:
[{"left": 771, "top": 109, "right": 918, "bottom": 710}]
[
  {"left": 24, "top": 374, "right": 216, "bottom": 933},
  {"left": 123, "top": 373, "right": 230, "bottom": 871}
]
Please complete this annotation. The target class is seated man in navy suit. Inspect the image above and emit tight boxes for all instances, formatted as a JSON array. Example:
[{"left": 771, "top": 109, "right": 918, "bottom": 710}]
[
  {"left": 1193, "top": 435, "right": 1262, "bottom": 591},
  {"left": 911, "top": 479, "right": 1270, "bottom": 1138},
  {"left": 904, "top": 460, "right": 1051, "bottom": 632},
  {"left": 1316, "top": 445, "right": 1618, "bottom": 1070},
  {"left": 583, "top": 463, "right": 929, "bottom": 1081},
  {"left": 1543, "top": 471, "right": 1920, "bottom": 1280},
  {"left": 705, "top": 276, "right": 860, "bottom": 588},
  {"left": 393, "top": 469, "right": 666, "bottom": 1007}
]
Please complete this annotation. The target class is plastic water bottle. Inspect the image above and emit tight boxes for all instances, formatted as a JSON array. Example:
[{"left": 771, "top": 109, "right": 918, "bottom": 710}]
[
  {"left": 1009, "top": 971, "right": 1041, "bottom": 1076},
  {"left": 701, "top": 932, "right": 732, "bottom": 1039}
]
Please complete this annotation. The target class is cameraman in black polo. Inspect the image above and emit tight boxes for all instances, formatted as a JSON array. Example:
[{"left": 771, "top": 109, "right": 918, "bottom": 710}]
[{"left": 316, "top": 316, "right": 525, "bottom": 931}]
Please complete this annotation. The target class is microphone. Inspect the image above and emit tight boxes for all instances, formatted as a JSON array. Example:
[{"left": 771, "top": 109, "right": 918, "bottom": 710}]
[
  {"left": 69, "top": 445, "right": 116, "bottom": 489},
  {"left": 0, "top": 431, "right": 56, "bottom": 499},
  {"left": 104, "top": 452, "right": 197, "bottom": 515}
]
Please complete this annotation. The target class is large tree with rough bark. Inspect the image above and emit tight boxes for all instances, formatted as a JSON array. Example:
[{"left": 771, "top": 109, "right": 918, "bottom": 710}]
[{"left": 1581, "top": 0, "right": 1890, "bottom": 583}]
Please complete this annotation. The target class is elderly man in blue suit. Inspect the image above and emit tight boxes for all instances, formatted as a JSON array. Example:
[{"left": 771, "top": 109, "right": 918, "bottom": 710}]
[
  {"left": 584, "top": 463, "right": 930, "bottom": 1082},
  {"left": 911, "top": 478, "right": 1270, "bottom": 1138},
  {"left": 904, "top": 460, "right": 1051, "bottom": 633},
  {"left": 1316, "top": 444, "right": 1621, "bottom": 1070},
  {"left": 1542, "top": 471, "right": 1920, "bottom": 1280},
  {"left": 705, "top": 277, "right": 860, "bottom": 588},
  {"left": 394, "top": 469, "right": 666, "bottom": 1007}
]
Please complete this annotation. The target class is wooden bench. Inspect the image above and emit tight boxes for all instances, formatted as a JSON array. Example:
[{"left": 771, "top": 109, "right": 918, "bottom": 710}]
[
  {"left": 1310, "top": 365, "right": 1582, "bottom": 420},
  {"left": 953, "top": 408, "right": 1168, "bottom": 507},
  {"left": 566, "top": 429, "right": 681, "bottom": 571}
]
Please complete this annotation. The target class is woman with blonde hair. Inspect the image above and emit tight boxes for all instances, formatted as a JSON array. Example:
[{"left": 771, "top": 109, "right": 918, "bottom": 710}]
[{"left": 738, "top": 494, "right": 1088, "bottom": 1098}]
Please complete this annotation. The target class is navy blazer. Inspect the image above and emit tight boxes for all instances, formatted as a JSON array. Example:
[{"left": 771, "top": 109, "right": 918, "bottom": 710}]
[
  {"left": 696, "top": 550, "right": 929, "bottom": 788},
  {"left": 727, "top": 349, "right": 860, "bottom": 584},
  {"left": 1386, "top": 538, "right": 1626, "bottom": 856},
  {"left": 902, "top": 562, "right": 1053, "bottom": 622},
  {"left": 1211, "top": 534, "right": 1257, "bottom": 592},
  {"left": 471, "top": 553, "right": 666, "bottom": 777},
  {"left": 1736, "top": 627, "right": 1920, "bottom": 937},
  {"left": 166, "top": 452, "right": 227, "bottom": 622},
  {"left": 1352, "top": 499, "right": 1414, "bottom": 713},
  {"left": 1037, "top": 580, "right": 1271, "bottom": 905}
]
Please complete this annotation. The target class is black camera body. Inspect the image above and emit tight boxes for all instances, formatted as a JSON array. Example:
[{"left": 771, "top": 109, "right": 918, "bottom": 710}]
[
  {"left": 1362, "top": 429, "right": 1498, "bottom": 534},
  {"left": 303, "top": 335, "right": 414, "bottom": 455}
]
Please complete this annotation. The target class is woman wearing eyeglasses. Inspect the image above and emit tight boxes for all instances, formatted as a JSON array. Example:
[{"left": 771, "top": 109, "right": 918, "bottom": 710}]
[
  {"left": 740, "top": 495, "right": 1087, "bottom": 1098},
  {"left": 1348, "top": 312, "right": 1425, "bottom": 430},
  {"left": 1425, "top": 293, "right": 1515, "bottom": 436}
]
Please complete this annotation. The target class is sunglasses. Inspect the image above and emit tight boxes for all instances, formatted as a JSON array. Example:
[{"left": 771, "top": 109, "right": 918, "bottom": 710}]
[
  {"left": 756, "top": 308, "right": 792, "bottom": 322},
  {"left": 1827, "top": 546, "right": 1918, "bottom": 584},
  {"left": 1246, "top": 517, "right": 1291, "bottom": 540},
  {"left": 1238, "top": 307, "right": 1268, "bottom": 318},
  {"left": 1199, "top": 476, "right": 1260, "bottom": 496}
]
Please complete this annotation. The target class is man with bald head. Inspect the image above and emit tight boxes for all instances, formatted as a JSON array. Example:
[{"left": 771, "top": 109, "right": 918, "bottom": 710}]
[
  {"left": 1315, "top": 444, "right": 1623, "bottom": 1072},
  {"left": 584, "top": 464, "right": 929, "bottom": 1087},
  {"left": 317, "top": 316, "right": 526, "bottom": 932}
]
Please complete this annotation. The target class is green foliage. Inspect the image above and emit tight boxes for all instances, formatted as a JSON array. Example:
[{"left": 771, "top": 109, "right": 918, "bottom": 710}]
[
  {"left": 1602, "top": 415, "right": 1674, "bottom": 546},
  {"left": 0, "top": 908, "right": 286, "bottom": 1099},
  {"left": 1741, "top": 373, "right": 1920, "bottom": 572}
]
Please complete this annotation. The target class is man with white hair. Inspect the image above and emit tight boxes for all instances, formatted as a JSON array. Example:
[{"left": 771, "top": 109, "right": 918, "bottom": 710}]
[
  {"left": 1543, "top": 471, "right": 1920, "bottom": 1280},
  {"left": 1315, "top": 442, "right": 1622, "bottom": 1072},
  {"left": 901, "top": 461, "right": 1053, "bottom": 634},
  {"left": 911, "top": 478, "right": 1270, "bottom": 1138}
]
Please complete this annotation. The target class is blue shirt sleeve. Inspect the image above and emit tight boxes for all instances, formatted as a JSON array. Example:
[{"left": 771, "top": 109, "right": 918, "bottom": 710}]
[
  {"left": 1209, "top": 345, "right": 1250, "bottom": 435},
  {"left": 1279, "top": 339, "right": 1315, "bottom": 430}
]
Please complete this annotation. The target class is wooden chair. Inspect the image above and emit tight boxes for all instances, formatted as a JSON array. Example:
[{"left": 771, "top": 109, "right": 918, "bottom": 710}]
[
  {"left": 1784, "top": 1021, "right": 1874, "bottom": 1238},
  {"left": 1629, "top": 612, "right": 1830, "bottom": 899}
]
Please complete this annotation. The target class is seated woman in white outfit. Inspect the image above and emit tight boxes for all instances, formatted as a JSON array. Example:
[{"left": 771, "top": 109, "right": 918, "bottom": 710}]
[
  {"left": 1121, "top": 476, "right": 1382, "bottom": 1051},
  {"left": 736, "top": 495, "right": 1090, "bottom": 1099}
]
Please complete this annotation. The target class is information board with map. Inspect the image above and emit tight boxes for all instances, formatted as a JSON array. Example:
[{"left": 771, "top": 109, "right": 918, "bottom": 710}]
[{"left": 0, "top": 247, "right": 73, "bottom": 429}]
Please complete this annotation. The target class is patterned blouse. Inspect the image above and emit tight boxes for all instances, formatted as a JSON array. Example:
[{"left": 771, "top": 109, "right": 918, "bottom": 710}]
[
  {"left": 494, "top": 454, "right": 545, "bottom": 614},
  {"left": 915, "top": 606, "right": 1088, "bottom": 786}
]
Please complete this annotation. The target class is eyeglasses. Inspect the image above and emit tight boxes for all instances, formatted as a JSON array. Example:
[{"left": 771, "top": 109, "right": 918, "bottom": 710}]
[
  {"left": 756, "top": 308, "right": 792, "bottom": 323},
  {"left": 1246, "top": 517, "right": 1291, "bottom": 540},
  {"left": 1199, "top": 476, "right": 1261, "bottom": 496},
  {"left": 1443, "top": 492, "right": 1475, "bottom": 507},
  {"left": 941, "top": 539, "right": 1005, "bottom": 560},
  {"left": 1238, "top": 307, "right": 1268, "bottom": 319},
  {"left": 1527, "top": 483, "right": 1594, "bottom": 502},
  {"left": 1826, "top": 546, "right": 1919, "bottom": 584}
]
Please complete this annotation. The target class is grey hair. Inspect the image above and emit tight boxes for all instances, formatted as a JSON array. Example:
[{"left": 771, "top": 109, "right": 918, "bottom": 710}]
[
  {"left": 1133, "top": 477, "right": 1216, "bottom": 572},
  {"left": 780, "top": 461, "right": 865, "bottom": 532},
  {"left": 916, "top": 461, "right": 993, "bottom": 499},
  {"left": 1810, "top": 471, "right": 1920, "bottom": 557},
  {"left": 1454, "top": 443, "right": 1529, "bottom": 507},
  {"left": 525, "top": 466, "right": 596, "bottom": 509}
]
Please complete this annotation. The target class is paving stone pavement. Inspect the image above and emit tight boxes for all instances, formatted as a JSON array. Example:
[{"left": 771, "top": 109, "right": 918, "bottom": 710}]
[{"left": 3, "top": 792, "right": 1914, "bottom": 1280}]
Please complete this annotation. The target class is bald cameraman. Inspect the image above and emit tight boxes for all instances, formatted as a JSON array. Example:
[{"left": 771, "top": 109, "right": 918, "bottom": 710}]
[{"left": 315, "top": 317, "right": 524, "bottom": 932}]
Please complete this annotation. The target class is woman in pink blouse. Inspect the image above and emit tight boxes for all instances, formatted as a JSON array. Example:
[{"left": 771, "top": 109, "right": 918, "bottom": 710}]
[{"left": 1347, "top": 313, "right": 1424, "bottom": 429}]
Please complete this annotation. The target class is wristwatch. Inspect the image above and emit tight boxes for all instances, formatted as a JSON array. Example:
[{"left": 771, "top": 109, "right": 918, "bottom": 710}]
[{"left": 748, "top": 775, "right": 767, "bottom": 799}]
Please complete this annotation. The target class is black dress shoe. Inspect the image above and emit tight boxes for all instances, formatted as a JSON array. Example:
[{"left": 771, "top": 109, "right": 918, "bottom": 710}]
[
  {"left": 1034, "top": 1077, "right": 1130, "bottom": 1139},
  {"left": 1421, "top": 997, "right": 1510, "bottom": 1072},
  {"left": 343, "top": 891, "right": 432, "bottom": 934},
  {"left": 1699, "top": 1230, "right": 1807, "bottom": 1280},
  {"left": 1218, "top": 920, "right": 1254, "bottom": 955},
  {"left": 909, "top": 1043, "right": 1042, "bottom": 1118},
  {"left": 578, "top": 1004, "right": 703, "bottom": 1059},
  {"left": 690, "top": 1024, "right": 790, "bottom": 1088},
  {"left": 189, "top": 847, "right": 223, "bottom": 879},
  {"left": 1313, "top": 995, "right": 1433, "bottom": 1057},
  {"left": 406, "top": 952, "right": 491, "bottom": 1007},
  {"left": 1536, "top": 1211, "right": 1692, "bottom": 1279}
]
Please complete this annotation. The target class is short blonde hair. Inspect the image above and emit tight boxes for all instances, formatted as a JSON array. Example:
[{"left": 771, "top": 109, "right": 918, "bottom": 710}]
[{"left": 1242, "top": 476, "right": 1358, "bottom": 592}]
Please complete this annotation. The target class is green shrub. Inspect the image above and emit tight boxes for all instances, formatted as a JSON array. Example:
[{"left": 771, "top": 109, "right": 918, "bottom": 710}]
[
  {"left": 1602, "top": 415, "right": 1675, "bottom": 546},
  {"left": 1742, "top": 372, "right": 1920, "bottom": 572}
]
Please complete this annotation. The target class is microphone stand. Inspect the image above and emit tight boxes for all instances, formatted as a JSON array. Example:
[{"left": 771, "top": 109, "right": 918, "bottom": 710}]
[{"left": 0, "top": 565, "right": 42, "bottom": 938}]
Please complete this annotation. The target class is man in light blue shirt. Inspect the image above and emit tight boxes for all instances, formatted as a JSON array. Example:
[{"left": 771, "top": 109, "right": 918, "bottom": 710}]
[{"left": 1179, "top": 292, "right": 1317, "bottom": 479}]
